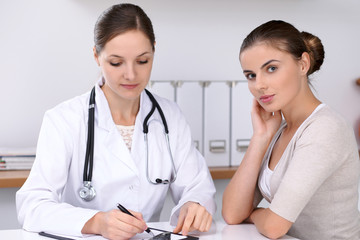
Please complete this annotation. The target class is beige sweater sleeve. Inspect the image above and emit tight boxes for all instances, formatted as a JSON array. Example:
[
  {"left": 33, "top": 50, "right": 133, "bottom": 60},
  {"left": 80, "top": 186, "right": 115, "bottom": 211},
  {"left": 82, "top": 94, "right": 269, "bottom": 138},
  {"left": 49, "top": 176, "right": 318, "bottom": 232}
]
[{"left": 268, "top": 107, "right": 358, "bottom": 222}]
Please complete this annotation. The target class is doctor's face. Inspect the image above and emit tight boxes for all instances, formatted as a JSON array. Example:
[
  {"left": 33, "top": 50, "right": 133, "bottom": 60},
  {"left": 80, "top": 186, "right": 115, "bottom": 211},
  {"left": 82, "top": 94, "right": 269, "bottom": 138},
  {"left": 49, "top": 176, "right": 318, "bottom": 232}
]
[
  {"left": 94, "top": 30, "right": 154, "bottom": 101},
  {"left": 240, "top": 43, "right": 308, "bottom": 113}
]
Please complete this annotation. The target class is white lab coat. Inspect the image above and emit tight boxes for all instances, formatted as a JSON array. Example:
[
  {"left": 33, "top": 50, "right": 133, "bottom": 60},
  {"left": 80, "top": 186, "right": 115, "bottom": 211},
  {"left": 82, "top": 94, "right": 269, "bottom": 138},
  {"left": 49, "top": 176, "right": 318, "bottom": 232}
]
[{"left": 16, "top": 81, "right": 216, "bottom": 237}]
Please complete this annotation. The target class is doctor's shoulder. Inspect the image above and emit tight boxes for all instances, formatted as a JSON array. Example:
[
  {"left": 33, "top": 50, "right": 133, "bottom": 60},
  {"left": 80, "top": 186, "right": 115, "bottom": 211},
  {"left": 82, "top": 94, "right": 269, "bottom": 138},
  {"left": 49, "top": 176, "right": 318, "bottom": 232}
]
[
  {"left": 149, "top": 91, "right": 184, "bottom": 119},
  {"left": 42, "top": 92, "right": 89, "bottom": 130},
  {"left": 147, "top": 91, "right": 192, "bottom": 132}
]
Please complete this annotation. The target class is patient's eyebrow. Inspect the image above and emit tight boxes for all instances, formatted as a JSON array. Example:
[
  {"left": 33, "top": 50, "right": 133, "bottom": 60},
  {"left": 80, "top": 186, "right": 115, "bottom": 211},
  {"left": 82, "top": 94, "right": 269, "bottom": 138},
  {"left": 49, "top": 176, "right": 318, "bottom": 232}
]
[
  {"left": 260, "top": 59, "right": 279, "bottom": 69},
  {"left": 243, "top": 59, "right": 280, "bottom": 73}
]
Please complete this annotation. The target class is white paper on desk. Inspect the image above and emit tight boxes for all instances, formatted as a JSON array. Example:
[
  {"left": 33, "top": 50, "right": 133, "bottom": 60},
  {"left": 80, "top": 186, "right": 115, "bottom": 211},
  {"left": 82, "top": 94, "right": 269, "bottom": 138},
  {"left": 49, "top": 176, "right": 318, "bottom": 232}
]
[{"left": 76, "top": 229, "right": 187, "bottom": 240}]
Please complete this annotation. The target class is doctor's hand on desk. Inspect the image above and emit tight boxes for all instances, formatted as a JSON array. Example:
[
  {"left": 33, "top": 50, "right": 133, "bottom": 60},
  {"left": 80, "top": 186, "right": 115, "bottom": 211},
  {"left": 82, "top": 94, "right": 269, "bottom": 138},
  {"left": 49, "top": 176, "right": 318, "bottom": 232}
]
[
  {"left": 173, "top": 201, "right": 212, "bottom": 236},
  {"left": 82, "top": 209, "right": 148, "bottom": 240}
]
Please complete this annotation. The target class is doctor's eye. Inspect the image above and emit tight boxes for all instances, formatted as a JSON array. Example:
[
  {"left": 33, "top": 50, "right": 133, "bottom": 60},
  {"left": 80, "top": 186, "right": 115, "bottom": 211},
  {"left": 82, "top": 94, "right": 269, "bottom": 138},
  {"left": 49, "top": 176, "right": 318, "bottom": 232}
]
[
  {"left": 137, "top": 60, "right": 149, "bottom": 65},
  {"left": 110, "top": 62, "right": 122, "bottom": 67}
]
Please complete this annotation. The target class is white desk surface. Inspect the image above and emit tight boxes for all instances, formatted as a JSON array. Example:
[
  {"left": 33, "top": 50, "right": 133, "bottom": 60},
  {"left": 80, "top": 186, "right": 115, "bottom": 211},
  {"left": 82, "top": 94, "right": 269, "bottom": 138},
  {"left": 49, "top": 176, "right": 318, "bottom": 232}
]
[{"left": 0, "top": 221, "right": 298, "bottom": 240}]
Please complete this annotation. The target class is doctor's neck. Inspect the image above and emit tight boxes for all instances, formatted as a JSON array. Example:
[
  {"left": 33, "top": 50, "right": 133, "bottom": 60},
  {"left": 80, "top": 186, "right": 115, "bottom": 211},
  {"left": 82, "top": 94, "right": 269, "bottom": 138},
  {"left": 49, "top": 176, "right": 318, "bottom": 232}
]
[{"left": 101, "top": 84, "right": 140, "bottom": 126}]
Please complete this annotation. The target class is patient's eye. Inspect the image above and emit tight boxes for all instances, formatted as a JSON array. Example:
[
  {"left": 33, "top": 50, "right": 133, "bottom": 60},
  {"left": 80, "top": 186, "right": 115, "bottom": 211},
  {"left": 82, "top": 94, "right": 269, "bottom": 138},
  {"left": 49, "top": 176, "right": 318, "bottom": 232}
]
[
  {"left": 268, "top": 66, "right": 277, "bottom": 73},
  {"left": 245, "top": 73, "right": 256, "bottom": 80}
]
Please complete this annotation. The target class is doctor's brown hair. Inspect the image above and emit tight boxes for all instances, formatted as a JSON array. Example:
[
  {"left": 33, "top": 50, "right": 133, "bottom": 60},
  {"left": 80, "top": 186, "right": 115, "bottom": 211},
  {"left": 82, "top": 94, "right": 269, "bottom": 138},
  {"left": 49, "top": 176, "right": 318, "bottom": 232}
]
[
  {"left": 94, "top": 3, "right": 155, "bottom": 54},
  {"left": 240, "top": 20, "right": 325, "bottom": 77}
]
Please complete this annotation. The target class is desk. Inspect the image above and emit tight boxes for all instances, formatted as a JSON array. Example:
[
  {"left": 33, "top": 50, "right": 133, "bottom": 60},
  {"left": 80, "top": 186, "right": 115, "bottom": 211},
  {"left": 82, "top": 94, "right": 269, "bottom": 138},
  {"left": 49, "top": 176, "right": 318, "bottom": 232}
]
[
  {"left": 0, "top": 167, "right": 238, "bottom": 188},
  {"left": 0, "top": 221, "right": 298, "bottom": 240},
  {"left": 1, "top": 150, "right": 360, "bottom": 187},
  {"left": 0, "top": 170, "right": 29, "bottom": 188},
  {"left": 2, "top": 150, "right": 360, "bottom": 187}
]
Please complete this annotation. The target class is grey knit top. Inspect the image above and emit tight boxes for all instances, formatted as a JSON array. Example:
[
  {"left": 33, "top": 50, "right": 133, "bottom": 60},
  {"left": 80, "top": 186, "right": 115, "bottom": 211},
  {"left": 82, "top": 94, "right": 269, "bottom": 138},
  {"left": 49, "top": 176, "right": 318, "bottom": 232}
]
[{"left": 254, "top": 105, "right": 360, "bottom": 240}]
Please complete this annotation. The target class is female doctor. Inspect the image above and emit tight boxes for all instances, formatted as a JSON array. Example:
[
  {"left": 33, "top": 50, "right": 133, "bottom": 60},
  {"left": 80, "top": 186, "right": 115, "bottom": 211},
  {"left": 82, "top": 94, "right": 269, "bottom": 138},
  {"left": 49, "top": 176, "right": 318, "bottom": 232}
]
[{"left": 16, "top": 3, "right": 216, "bottom": 240}]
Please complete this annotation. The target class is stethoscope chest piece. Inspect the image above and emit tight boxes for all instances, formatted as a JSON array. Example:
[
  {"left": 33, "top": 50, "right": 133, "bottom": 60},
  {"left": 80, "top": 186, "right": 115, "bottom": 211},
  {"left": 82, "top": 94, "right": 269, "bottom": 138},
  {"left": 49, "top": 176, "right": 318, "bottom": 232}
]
[{"left": 79, "top": 181, "right": 96, "bottom": 201}]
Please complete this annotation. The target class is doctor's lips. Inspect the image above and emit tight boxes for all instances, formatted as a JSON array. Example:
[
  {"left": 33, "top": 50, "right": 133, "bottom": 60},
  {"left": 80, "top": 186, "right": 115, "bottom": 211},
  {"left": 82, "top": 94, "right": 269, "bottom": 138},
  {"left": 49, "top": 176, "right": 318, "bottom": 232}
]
[
  {"left": 259, "top": 94, "right": 275, "bottom": 103},
  {"left": 121, "top": 84, "right": 139, "bottom": 90}
]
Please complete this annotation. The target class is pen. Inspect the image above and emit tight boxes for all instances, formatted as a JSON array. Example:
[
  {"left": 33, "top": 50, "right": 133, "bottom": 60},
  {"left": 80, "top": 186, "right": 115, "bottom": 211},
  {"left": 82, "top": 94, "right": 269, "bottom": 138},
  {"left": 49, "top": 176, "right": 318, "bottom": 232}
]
[
  {"left": 117, "top": 203, "right": 155, "bottom": 237},
  {"left": 38, "top": 231, "right": 75, "bottom": 240}
]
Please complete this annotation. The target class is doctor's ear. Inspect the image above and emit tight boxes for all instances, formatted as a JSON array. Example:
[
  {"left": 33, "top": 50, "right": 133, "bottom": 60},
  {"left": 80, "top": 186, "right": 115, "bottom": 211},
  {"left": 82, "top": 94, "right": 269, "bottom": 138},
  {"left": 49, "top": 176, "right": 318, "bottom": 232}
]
[{"left": 93, "top": 46, "right": 100, "bottom": 66}]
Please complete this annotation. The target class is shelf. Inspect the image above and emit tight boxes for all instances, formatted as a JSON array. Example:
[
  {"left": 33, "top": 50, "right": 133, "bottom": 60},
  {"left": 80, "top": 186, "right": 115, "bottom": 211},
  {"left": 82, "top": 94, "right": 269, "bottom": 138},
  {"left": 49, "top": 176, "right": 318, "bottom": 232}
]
[
  {"left": 0, "top": 170, "right": 30, "bottom": 188},
  {"left": 3, "top": 149, "right": 360, "bottom": 188},
  {"left": 0, "top": 167, "right": 239, "bottom": 188},
  {"left": 209, "top": 166, "right": 238, "bottom": 179}
]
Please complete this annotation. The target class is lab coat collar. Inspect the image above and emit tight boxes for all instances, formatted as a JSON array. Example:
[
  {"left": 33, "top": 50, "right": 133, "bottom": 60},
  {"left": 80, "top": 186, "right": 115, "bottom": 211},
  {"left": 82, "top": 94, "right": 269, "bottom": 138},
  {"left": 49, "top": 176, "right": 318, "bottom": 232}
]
[
  {"left": 94, "top": 78, "right": 115, "bottom": 132},
  {"left": 136, "top": 89, "right": 153, "bottom": 129}
]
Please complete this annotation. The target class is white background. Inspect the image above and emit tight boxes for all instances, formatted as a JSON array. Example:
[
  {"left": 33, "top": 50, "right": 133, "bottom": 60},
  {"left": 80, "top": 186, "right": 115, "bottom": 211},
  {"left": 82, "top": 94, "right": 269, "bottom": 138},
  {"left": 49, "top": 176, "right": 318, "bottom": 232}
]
[
  {"left": 1, "top": 0, "right": 360, "bottom": 230},
  {"left": 0, "top": 0, "right": 359, "bottom": 148}
]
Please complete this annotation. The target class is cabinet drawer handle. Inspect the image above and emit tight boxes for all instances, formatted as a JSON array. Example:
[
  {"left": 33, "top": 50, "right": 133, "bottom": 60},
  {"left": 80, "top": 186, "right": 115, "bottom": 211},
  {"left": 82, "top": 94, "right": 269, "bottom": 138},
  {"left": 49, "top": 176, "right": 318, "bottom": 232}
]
[
  {"left": 236, "top": 139, "right": 250, "bottom": 152},
  {"left": 209, "top": 140, "right": 226, "bottom": 153},
  {"left": 193, "top": 140, "right": 199, "bottom": 150}
]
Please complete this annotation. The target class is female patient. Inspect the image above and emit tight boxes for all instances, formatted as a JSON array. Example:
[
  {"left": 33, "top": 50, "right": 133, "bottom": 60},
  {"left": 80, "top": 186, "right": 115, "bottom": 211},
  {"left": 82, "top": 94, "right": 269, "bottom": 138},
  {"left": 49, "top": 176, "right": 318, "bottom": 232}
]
[{"left": 222, "top": 20, "right": 360, "bottom": 239}]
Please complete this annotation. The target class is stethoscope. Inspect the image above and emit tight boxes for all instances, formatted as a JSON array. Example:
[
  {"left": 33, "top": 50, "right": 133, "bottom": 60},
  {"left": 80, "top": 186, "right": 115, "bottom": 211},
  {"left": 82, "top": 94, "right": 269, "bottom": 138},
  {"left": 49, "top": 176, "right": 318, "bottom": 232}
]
[{"left": 79, "top": 87, "right": 177, "bottom": 201}]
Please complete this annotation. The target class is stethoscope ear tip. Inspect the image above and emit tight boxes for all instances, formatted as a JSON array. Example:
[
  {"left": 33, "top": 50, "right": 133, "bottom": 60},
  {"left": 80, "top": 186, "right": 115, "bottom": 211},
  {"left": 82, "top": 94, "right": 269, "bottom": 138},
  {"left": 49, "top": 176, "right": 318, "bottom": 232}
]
[{"left": 155, "top": 178, "right": 171, "bottom": 184}]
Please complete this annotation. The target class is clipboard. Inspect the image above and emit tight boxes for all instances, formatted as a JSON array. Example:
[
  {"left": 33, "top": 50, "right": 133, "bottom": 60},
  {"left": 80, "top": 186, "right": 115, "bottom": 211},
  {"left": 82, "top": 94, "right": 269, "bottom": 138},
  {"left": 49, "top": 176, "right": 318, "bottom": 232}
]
[{"left": 38, "top": 228, "right": 199, "bottom": 240}]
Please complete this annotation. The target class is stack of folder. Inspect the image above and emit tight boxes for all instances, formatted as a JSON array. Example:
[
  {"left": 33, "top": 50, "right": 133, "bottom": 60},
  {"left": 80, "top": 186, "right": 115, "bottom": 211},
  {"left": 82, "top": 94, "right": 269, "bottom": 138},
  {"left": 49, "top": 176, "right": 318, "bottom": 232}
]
[{"left": 0, "top": 147, "right": 36, "bottom": 170}]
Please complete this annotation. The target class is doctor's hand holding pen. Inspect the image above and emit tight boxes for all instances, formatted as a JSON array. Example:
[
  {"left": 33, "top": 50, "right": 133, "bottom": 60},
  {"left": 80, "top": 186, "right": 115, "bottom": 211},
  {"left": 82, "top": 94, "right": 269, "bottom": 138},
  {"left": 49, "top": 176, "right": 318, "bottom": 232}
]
[
  {"left": 82, "top": 209, "right": 149, "bottom": 240},
  {"left": 82, "top": 202, "right": 212, "bottom": 239}
]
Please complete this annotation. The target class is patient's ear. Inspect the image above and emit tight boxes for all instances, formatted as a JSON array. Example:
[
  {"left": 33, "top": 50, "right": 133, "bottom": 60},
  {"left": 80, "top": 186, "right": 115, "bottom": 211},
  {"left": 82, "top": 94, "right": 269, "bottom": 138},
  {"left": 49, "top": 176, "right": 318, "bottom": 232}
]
[{"left": 299, "top": 52, "right": 310, "bottom": 76}]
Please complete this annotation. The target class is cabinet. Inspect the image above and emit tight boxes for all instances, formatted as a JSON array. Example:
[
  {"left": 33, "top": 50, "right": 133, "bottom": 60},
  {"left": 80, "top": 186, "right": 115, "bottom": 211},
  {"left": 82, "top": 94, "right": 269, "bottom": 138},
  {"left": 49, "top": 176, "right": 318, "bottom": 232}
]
[
  {"left": 176, "top": 82, "right": 203, "bottom": 153},
  {"left": 148, "top": 80, "right": 253, "bottom": 167},
  {"left": 203, "top": 82, "right": 230, "bottom": 167},
  {"left": 230, "top": 81, "right": 252, "bottom": 166}
]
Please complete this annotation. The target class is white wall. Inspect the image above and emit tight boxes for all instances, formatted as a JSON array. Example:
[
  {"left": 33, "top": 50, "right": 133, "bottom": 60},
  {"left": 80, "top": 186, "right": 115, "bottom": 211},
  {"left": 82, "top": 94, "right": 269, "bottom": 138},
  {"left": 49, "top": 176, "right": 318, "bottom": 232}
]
[
  {"left": 0, "top": 0, "right": 359, "bottom": 148},
  {"left": 1, "top": 0, "right": 360, "bottom": 231}
]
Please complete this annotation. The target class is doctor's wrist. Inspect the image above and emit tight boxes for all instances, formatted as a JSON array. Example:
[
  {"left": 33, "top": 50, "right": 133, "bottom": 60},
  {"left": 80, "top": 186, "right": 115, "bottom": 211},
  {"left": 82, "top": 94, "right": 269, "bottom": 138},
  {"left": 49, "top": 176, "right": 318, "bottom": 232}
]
[{"left": 82, "top": 211, "right": 103, "bottom": 235}]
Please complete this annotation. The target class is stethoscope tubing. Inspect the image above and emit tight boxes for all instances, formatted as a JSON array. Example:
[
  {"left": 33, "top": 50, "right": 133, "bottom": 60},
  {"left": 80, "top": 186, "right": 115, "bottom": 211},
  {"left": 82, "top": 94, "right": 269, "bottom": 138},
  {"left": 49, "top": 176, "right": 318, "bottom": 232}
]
[
  {"left": 144, "top": 89, "right": 169, "bottom": 134},
  {"left": 144, "top": 131, "right": 177, "bottom": 185},
  {"left": 80, "top": 87, "right": 177, "bottom": 201},
  {"left": 83, "top": 88, "right": 95, "bottom": 182}
]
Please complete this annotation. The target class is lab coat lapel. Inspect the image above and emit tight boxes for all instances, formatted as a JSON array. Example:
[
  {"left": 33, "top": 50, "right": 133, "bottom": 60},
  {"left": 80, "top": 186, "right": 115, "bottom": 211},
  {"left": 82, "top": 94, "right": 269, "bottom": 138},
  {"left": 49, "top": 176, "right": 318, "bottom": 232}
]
[
  {"left": 94, "top": 84, "right": 139, "bottom": 176},
  {"left": 131, "top": 91, "right": 152, "bottom": 166}
]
